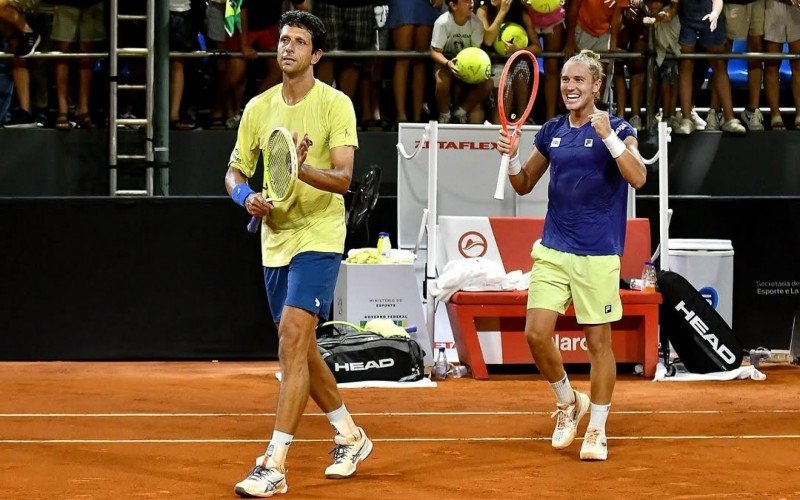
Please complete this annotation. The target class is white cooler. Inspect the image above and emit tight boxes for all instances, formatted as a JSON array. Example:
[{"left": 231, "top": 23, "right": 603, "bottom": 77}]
[{"left": 668, "top": 239, "right": 734, "bottom": 328}]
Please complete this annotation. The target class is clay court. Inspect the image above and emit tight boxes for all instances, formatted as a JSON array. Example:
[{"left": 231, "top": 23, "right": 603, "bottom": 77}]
[{"left": 2, "top": 361, "right": 798, "bottom": 498}]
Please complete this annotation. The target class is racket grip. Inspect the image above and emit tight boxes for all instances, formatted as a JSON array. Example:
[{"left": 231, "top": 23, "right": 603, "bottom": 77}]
[
  {"left": 494, "top": 154, "right": 509, "bottom": 200},
  {"left": 246, "top": 216, "right": 261, "bottom": 233}
]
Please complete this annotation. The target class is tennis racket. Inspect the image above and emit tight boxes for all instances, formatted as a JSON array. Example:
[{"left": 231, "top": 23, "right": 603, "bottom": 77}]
[
  {"left": 247, "top": 127, "right": 300, "bottom": 233},
  {"left": 494, "top": 50, "right": 539, "bottom": 200}
]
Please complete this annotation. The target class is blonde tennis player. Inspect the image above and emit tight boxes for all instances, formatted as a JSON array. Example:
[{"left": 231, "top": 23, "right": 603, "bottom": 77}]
[
  {"left": 496, "top": 50, "right": 646, "bottom": 461},
  {"left": 225, "top": 11, "right": 371, "bottom": 497}
]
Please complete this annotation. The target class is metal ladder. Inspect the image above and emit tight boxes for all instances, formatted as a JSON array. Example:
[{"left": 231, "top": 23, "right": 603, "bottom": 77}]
[{"left": 108, "top": 0, "right": 154, "bottom": 196}]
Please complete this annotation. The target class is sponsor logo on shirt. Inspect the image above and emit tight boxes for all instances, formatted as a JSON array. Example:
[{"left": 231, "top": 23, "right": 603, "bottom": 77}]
[
  {"left": 615, "top": 123, "right": 628, "bottom": 135},
  {"left": 584, "top": 139, "right": 593, "bottom": 147},
  {"left": 550, "top": 137, "right": 561, "bottom": 147}
]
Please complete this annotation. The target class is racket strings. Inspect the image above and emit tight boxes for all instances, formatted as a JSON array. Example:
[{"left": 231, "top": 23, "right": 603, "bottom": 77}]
[
  {"left": 502, "top": 58, "right": 533, "bottom": 124},
  {"left": 266, "top": 131, "right": 293, "bottom": 199}
]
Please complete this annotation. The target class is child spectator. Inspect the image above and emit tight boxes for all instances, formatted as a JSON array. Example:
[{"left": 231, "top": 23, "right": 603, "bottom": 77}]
[
  {"left": 644, "top": 0, "right": 681, "bottom": 128},
  {"left": 170, "top": 0, "right": 198, "bottom": 130},
  {"left": 611, "top": 4, "right": 648, "bottom": 130},
  {"left": 522, "top": 0, "right": 566, "bottom": 119},
  {"left": 431, "top": 0, "right": 493, "bottom": 123},
  {"left": 763, "top": 0, "right": 800, "bottom": 130},
  {"left": 51, "top": 0, "right": 106, "bottom": 130}
]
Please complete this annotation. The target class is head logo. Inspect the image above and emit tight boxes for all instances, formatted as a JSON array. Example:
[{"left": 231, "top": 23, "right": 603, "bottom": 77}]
[
  {"left": 458, "top": 231, "right": 487, "bottom": 258},
  {"left": 699, "top": 287, "right": 719, "bottom": 309}
]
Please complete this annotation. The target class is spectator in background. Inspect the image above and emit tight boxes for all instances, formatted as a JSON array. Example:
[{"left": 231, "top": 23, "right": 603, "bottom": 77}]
[
  {"left": 387, "top": 0, "right": 440, "bottom": 124},
  {"left": 302, "top": 0, "right": 376, "bottom": 101},
  {"left": 707, "top": 0, "right": 766, "bottom": 131},
  {"left": 210, "top": 0, "right": 302, "bottom": 130},
  {"left": 643, "top": 0, "right": 681, "bottom": 128},
  {"left": 170, "top": 0, "right": 198, "bottom": 130},
  {"left": 611, "top": 3, "right": 647, "bottom": 130},
  {"left": 51, "top": 0, "right": 105, "bottom": 130},
  {"left": 431, "top": 0, "right": 493, "bottom": 123},
  {"left": 675, "top": 0, "right": 745, "bottom": 135},
  {"left": 565, "top": 0, "right": 621, "bottom": 103},
  {"left": 477, "top": 0, "right": 542, "bottom": 123},
  {"left": 763, "top": 0, "right": 800, "bottom": 130},
  {"left": 359, "top": 4, "right": 390, "bottom": 131},
  {"left": 0, "top": 0, "right": 40, "bottom": 57},
  {"left": 522, "top": 0, "right": 566, "bottom": 119},
  {"left": 0, "top": 15, "right": 40, "bottom": 126}
]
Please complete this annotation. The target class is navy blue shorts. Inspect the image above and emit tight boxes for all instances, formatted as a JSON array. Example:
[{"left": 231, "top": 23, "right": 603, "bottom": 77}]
[
  {"left": 263, "top": 251, "right": 341, "bottom": 324},
  {"left": 679, "top": 17, "right": 726, "bottom": 48}
]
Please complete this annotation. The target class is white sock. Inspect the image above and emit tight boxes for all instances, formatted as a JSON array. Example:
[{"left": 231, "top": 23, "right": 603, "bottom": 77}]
[
  {"left": 264, "top": 430, "right": 293, "bottom": 468},
  {"left": 588, "top": 403, "right": 611, "bottom": 433},
  {"left": 550, "top": 374, "right": 575, "bottom": 405},
  {"left": 326, "top": 404, "right": 358, "bottom": 437}
]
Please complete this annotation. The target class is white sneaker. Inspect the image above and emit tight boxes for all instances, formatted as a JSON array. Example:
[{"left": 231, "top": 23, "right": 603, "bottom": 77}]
[
  {"left": 550, "top": 390, "right": 590, "bottom": 449},
  {"left": 629, "top": 115, "right": 643, "bottom": 131},
  {"left": 580, "top": 427, "right": 608, "bottom": 461},
  {"left": 452, "top": 108, "right": 468, "bottom": 124},
  {"left": 325, "top": 427, "right": 373, "bottom": 479},
  {"left": 705, "top": 109, "right": 720, "bottom": 131},
  {"left": 672, "top": 118, "right": 696, "bottom": 136},
  {"left": 740, "top": 108, "right": 764, "bottom": 131},
  {"left": 691, "top": 108, "right": 707, "bottom": 130},
  {"left": 721, "top": 117, "right": 746, "bottom": 135},
  {"left": 234, "top": 464, "right": 287, "bottom": 498}
]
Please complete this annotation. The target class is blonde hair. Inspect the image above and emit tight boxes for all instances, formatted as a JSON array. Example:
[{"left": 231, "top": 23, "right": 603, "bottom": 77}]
[{"left": 564, "top": 49, "right": 604, "bottom": 101}]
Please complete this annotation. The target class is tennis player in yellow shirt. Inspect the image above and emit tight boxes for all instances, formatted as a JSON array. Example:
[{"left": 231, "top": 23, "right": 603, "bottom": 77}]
[{"left": 224, "top": 11, "right": 371, "bottom": 498}]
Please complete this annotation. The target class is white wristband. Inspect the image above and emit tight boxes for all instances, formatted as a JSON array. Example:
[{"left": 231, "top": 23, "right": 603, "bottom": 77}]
[
  {"left": 602, "top": 132, "right": 627, "bottom": 159},
  {"left": 508, "top": 153, "right": 522, "bottom": 176}
]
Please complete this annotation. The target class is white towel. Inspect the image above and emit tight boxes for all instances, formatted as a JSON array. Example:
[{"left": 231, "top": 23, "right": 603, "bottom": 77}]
[{"left": 653, "top": 362, "right": 766, "bottom": 382}]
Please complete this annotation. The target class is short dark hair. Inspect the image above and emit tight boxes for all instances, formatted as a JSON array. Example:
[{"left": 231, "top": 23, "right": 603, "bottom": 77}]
[{"left": 279, "top": 11, "right": 327, "bottom": 53}]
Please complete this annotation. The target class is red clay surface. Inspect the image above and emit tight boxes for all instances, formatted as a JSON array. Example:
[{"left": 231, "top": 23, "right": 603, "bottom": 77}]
[{"left": 1, "top": 362, "right": 799, "bottom": 499}]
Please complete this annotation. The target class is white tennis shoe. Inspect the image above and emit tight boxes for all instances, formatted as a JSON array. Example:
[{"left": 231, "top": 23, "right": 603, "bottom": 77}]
[
  {"left": 234, "top": 463, "right": 287, "bottom": 498},
  {"left": 325, "top": 427, "right": 373, "bottom": 479},
  {"left": 580, "top": 426, "right": 608, "bottom": 461},
  {"left": 550, "top": 389, "right": 590, "bottom": 449}
]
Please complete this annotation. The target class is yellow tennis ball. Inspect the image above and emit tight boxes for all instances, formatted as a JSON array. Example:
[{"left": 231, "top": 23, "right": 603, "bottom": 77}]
[
  {"left": 493, "top": 22, "right": 529, "bottom": 57},
  {"left": 454, "top": 46, "right": 492, "bottom": 84},
  {"left": 527, "top": 0, "right": 562, "bottom": 14}
]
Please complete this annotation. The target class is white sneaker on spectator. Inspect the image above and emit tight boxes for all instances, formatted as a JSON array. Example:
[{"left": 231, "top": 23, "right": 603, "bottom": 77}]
[
  {"left": 438, "top": 113, "right": 451, "bottom": 124},
  {"left": 705, "top": 110, "right": 720, "bottom": 131},
  {"left": 672, "top": 118, "right": 695, "bottom": 136},
  {"left": 226, "top": 113, "right": 242, "bottom": 129},
  {"left": 666, "top": 115, "right": 681, "bottom": 131},
  {"left": 629, "top": 115, "right": 643, "bottom": 131},
  {"left": 740, "top": 108, "right": 764, "bottom": 131},
  {"left": 452, "top": 108, "right": 468, "bottom": 124},
  {"left": 721, "top": 118, "right": 746, "bottom": 135},
  {"left": 691, "top": 108, "right": 707, "bottom": 130}
]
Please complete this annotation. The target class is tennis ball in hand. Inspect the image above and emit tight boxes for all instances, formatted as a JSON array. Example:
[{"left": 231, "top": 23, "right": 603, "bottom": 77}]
[
  {"left": 494, "top": 22, "right": 529, "bottom": 57},
  {"left": 528, "top": 0, "right": 562, "bottom": 14},
  {"left": 454, "top": 47, "right": 492, "bottom": 84}
]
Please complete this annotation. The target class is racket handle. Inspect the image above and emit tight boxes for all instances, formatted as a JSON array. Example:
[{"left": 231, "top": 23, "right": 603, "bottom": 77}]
[
  {"left": 494, "top": 154, "right": 509, "bottom": 200},
  {"left": 246, "top": 216, "right": 261, "bottom": 233}
]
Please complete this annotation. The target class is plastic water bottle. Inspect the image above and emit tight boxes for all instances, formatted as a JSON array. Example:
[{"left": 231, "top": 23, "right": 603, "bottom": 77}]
[
  {"left": 448, "top": 363, "right": 470, "bottom": 378},
  {"left": 432, "top": 347, "right": 448, "bottom": 380},
  {"left": 641, "top": 261, "right": 657, "bottom": 292},
  {"left": 377, "top": 232, "right": 392, "bottom": 259}
]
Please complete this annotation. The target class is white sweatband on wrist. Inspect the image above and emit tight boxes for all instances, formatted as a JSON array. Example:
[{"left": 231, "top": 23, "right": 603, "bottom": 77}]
[
  {"left": 508, "top": 153, "right": 522, "bottom": 176},
  {"left": 602, "top": 132, "right": 627, "bottom": 159}
]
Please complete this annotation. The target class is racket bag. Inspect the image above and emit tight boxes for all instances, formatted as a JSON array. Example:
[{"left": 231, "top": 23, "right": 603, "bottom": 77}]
[
  {"left": 317, "top": 323, "right": 425, "bottom": 383},
  {"left": 657, "top": 270, "right": 743, "bottom": 373}
]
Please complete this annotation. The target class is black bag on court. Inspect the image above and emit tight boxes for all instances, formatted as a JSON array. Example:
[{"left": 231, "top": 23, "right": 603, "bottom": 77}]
[
  {"left": 317, "top": 322, "right": 425, "bottom": 383},
  {"left": 657, "top": 270, "right": 743, "bottom": 373}
]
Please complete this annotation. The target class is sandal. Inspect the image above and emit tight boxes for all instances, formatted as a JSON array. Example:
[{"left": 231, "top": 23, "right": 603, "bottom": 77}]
[
  {"left": 55, "top": 113, "right": 71, "bottom": 131},
  {"left": 74, "top": 113, "right": 96, "bottom": 129},
  {"left": 771, "top": 116, "right": 786, "bottom": 130}
]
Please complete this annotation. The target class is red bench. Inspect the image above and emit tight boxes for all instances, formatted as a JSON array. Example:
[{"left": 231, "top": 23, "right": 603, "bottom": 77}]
[{"left": 444, "top": 217, "right": 661, "bottom": 379}]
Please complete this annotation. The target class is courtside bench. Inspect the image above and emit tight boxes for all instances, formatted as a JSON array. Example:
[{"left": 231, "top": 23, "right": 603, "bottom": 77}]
[{"left": 440, "top": 217, "right": 661, "bottom": 379}]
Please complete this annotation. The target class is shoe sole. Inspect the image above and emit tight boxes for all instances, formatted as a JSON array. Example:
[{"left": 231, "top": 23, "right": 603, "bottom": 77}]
[
  {"left": 580, "top": 450, "right": 608, "bottom": 461},
  {"left": 325, "top": 437, "right": 374, "bottom": 479},
  {"left": 17, "top": 35, "right": 41, "bottom": 58},
  {"left": 234, "top": 483, "right": 288, "bottom": 498},
  {"left": 552, "top": 391, "right": 590, "bottom": 449}
]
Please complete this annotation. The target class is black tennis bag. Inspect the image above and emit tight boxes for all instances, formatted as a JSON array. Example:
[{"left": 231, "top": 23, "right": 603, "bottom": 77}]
[
  {"left": 657, "top": 270, "right": 743, "bottom": 373},
  {"left": 317, "top": 323, "right": 425, "bottom": 383}
]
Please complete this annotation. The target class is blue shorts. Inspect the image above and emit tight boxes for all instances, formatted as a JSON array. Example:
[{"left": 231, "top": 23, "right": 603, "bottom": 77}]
[
  {"left": 263, "top": 251, "right": 341, "bottom": 324},
  {"left": 387, "top": 0, "right": 439, "bottom": 29},
  {"left": 679, "top": 17, "right": 726, "bottom": 48}
]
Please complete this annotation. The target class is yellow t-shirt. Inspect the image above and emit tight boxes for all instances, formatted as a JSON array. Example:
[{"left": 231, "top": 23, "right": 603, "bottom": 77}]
[{"left": 228, "top": 80, "right": 358, "bottom": 267}]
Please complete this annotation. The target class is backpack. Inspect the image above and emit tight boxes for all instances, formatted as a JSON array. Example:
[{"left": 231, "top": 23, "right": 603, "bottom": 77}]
[
  {"left": 657, "top": 270, "right": 743, "bottom": 373},
  {"left": 316, "top": 322, "right": 426, "bottom": 383}
]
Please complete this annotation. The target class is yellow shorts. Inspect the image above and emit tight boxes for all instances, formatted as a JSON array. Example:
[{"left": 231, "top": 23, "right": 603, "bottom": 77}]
[{"left": 527, "top": 240, "right": 622, "bottom": 325}]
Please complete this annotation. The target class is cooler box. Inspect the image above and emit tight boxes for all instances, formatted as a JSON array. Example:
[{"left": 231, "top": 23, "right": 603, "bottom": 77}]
[{"left": 668, "top": 239, "right": 734, "bottom": 328}]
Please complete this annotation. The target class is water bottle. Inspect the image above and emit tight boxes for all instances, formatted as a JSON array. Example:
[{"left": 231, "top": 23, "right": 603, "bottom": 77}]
[
  {"left": 447, "top": 363, "right": 470, "bottom": 378},
  {"left": 432, "top": 347, "right": 448, "bottom": 380},
  {"left": 377, "top": 232, "right": 392, "bottom": 259},
  {"left": 641, "top": 261, "right": 657, "bottom": 292}
]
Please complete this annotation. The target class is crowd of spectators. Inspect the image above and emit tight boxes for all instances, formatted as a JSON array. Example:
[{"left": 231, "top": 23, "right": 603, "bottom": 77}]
[{"left": 1, "top": 0, "right": 799, "bottom": 133}]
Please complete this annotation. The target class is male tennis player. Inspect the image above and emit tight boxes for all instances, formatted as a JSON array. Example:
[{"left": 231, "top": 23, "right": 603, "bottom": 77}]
[
  {"left": 496, "top": 49, "right": 646, "bottom": 461},
  {"left": 224, "top": 10, "right": 371, "bottom": 497}
]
